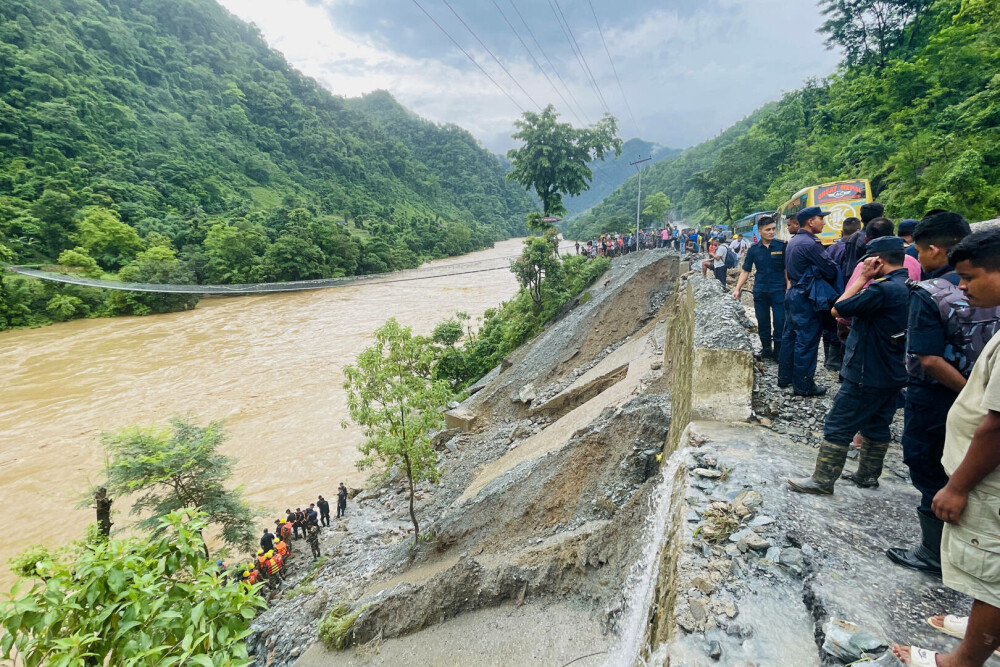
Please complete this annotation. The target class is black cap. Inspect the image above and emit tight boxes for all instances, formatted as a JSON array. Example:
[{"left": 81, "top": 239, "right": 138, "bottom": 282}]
[
  {"left": 897, "top": 219, "right": 918, "bottom": 236},
  {"left": 860, "top": 236, "right": 904, "bottom": 260},
  {"left": 796, "top": 206, "right": 830, "bottom": 224}
]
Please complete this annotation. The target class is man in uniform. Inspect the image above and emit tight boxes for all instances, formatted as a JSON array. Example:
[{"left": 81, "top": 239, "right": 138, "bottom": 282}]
[
  {"left": 306, "top": 522, "right": 322, "bottom": 559},
  {"left": 887, "top": 212, "right": 999, "bottom": 575},
  {"left": 788, "top": 237, "right": 910, "bottom": 494},
  {"left": 337, "top": 482, "right": 348, "bottom": 518},
  {"left": 317, "top": 495, "right": 331, "bottom": 527},
  {"left": 783, "top": 206, "right": 839, "bottom": 396},
  {"left": 731, "top": 216, "right": 786, "bottom": 359}
]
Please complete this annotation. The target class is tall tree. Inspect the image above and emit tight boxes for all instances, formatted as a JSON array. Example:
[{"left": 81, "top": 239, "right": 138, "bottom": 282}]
[
  {"left": 642, "top": 192, "right": 672, "bottom": 224},
  {"left": 506, "top": 105, "right": 622, "bottom": 218},
  {"left": 100, "top": 417, "right": 261, "bottom": 556},
  {"left": 819, "top": 0, "right": 933, "bottom": 68},
  {"left": 342, "top": 319, "right": 451, "bottom": 543}
]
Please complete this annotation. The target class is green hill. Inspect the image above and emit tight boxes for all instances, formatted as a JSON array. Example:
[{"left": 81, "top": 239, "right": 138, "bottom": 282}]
[
  {"left": 0, "top": 0, "right": 536, "bottom": 328},
  {"left": 570, "top": 0, "right": 999, "bottom": 238},
  {"left": 560, "top": 138, "right": 680, "bottom": 218}
]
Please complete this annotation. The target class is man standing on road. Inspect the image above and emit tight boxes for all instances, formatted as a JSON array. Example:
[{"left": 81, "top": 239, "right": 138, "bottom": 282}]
[
  {"left": 887, "top": 213, "right": 1000, "bottom": 576},
  {"left": 892, "top": 229, "right": 1000, "bottom": 667},
  {"left": 731, "top": 217, "right": 787, "bottom": 359},
  {"left": 788, "top": 237, "right": 910, "bottom": 494},
  {"left": 783, "top": 207, "right": 840, "bottom": 396}
]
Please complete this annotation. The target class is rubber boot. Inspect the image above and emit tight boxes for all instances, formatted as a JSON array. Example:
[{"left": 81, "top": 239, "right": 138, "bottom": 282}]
[
  {"left": 788, "top": 440, "right": 850, "bottom": 495},
  {"left": 824, "top": 340, "right": 844, "bottom": 372},
  {"left": 886, "top": 511, "right": 943, "bottom": 575},
  {"left": 842, "top": 436, "right": 891, "bottom": 488}
]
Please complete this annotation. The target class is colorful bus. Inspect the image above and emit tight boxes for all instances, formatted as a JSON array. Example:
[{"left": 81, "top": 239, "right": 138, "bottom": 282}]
[
  {"left": 732, "top": 211, "right": 774, "bottom": 244},
  {"left": 775, "top": 179, "right": 873, "bottom": 245}
]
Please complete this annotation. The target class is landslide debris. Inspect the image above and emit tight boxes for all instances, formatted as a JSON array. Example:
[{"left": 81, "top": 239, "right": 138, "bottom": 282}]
[{"left": 249, "top": 250, "right": 682, "bottom": 666}]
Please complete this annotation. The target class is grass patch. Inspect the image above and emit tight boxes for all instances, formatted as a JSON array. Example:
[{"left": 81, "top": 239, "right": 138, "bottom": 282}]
[
  {"left": 284, "top": 583, "right": 317, "bottom": 600},
  {"left": 319, "top": 603, "right": 369, "bottom": 650},
  {"left": 697, "top": 504, "right": 741, "bottom": 544}
]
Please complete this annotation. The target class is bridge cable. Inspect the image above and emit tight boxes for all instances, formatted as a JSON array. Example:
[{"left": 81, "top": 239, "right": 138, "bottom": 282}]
[
  {"left": 586, "top": 0, "right": 639, "bottom": 136},
  {"left": 439, "top": 0, "right": 542, "bottom": 111},
  {"left": 507, "top": 0, "right": 591, "bottom": 125},
  {"left": 410, "top": 0, "right": 525, "bottom": 113},
  {"left": 490, "top": 0, "right": 584, "bottom": 126}
]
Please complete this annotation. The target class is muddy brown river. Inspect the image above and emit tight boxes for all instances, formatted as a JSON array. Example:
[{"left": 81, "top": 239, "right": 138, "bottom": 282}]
[{"left": 0, "top": 238, "right": 563, "bottom": 586}]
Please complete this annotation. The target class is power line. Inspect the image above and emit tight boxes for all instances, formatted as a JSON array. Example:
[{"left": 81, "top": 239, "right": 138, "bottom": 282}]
[
  {"left": 490, "top": 0, "right": 584, "bottom": 126},
  {"left": 549, "top": 0, "right": 611, "bottom": 116},
  {"left": 410, "top": 0, "right": 524, "bottom": 113},
  {"left": 587, "top": 0, "right": 639, "bottom": 136},
  {"left": 439, "top": 0, "right": 541, "bottom": 111},
  {"left": 507, "top": 0, "right": 590, "bottom": 125}
]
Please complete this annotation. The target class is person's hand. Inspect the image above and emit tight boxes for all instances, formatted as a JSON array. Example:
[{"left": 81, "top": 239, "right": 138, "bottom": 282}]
[
  {"left": 859, "top": 257, "right": 881, "bottom": 281},
  {"left": 731, "top": 288, "right": 741, "bottom": 300},
  {"left": 932, "top": 484, "right": 969, "bottom": 524}
]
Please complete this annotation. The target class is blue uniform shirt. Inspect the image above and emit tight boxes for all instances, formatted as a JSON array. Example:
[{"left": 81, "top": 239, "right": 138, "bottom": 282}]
[
  {"left": 836, "top": 268, "right": 910, "bottom": 388},
  {"left": 906, "top": 265, "right": 961, "bottom": 403},
  {"left": 741, "top": 239, "right": 787, "bottom": 293},
  {"left": 785, "top": 230, "right": 837, "bottom": 285}
]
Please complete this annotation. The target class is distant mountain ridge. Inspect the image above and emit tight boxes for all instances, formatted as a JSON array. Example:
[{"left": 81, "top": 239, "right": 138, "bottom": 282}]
[{"left": 562, "top": 138, "right": 680, "bottom": 218}]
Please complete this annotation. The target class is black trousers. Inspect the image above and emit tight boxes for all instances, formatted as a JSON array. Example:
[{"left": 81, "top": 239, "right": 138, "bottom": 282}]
[
  {"left": 902, "top": 394, "right": 951, "bottom": 517},
  {"left": 337, "top": 499, "right": 346, "bottom": 517},
  {"left": 320, "top": 512, "right": 330, "bottom": 527}
]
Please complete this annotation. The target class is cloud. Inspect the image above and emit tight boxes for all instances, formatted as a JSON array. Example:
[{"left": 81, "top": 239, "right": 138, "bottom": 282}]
[{"left": 216, "top": 0, "right": 843, "bottom": 153}]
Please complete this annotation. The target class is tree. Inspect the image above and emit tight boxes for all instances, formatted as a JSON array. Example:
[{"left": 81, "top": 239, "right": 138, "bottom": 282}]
[
  {"left": 73, "top": 207, "right": 144, "bottom": 271},
  {"left": 57, "top": 246, "right": 103, "bottom": 278},
  {"left": 819, "top": 0, "right": 933, "bottom": 69},
  {"left": 511, "top": 227, "right": 562, "bottom": 306},
  {"left": 0, "top": 509, "right": 266, "bottom": 667},
  {"left": 506, "top": 105, "right": 622, "bottom": 217},
  {"left": 642, "top": 191, "right": 672, "bottom": 224},
  {"left": 100, "top": 417, "right": 261, "bottom": 556},
  {"left": 108, "top": 245, "right": 200, "bottom": 316},
  {"left": 342, "top": 319, "right": 452, "bottom": 542}
]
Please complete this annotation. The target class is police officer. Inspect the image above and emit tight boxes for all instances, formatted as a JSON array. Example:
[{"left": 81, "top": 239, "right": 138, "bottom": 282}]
[
  {"left": 783, "top": 206, "right": 839, "bottom": 396},
  {"left": 788, "top": 237, "right": 910, "bottom": 494},
  {"left": 886, "top": 212, "right": 999, "bottom": 575},
  {"left": 731, "top": 216, "right": 786, "bottom": 359}
]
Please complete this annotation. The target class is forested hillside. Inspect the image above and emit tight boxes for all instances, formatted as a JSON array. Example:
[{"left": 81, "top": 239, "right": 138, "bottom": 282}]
[
  {"left": 569, "top": 0, "right": 999, "bottom": 237},
  {"left": 0, "top": 0, "right": 536, "bottom": 328},
  {"left": 560, "top": 138, "right": 679, "bottom": 218}
]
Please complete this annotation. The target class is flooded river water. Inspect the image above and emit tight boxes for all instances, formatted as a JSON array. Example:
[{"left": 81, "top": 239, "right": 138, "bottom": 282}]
[{"left": 0, "top": 238, "right": 557, "bottom": 585}]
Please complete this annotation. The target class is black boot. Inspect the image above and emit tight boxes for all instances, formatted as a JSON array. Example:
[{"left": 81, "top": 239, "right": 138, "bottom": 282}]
[
  {"left": 773, "top": 341, "right": 782, "bottom": 362},
  {"left": 886, "top": 511, "right": 943, "bottom": 575},
  {"left": 761, "top": 341, "right": 773, "bottom": 359},
  {"left": 825, "top": 341, "right": 844, "bottom": 372}
]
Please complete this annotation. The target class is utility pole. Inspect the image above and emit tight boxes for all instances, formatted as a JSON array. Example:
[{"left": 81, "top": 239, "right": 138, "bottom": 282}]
[{"left": 630, "top": 157, "right": 652, "bottom": 252}]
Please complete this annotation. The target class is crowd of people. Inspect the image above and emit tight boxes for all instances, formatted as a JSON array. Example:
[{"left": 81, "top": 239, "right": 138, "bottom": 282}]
[
  {"left": 228, "top": 482, "right": 350, "bottom": 590},
  {"left": 734, "top": 205, "right": 1000, "bottom": 666},
  {"left": 574, "top": 224, "right": 745, "bottom": 259}
]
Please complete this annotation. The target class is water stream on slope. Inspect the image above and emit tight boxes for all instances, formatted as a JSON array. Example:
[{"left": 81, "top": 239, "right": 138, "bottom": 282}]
[{"left": 0, "top": 238, "right": 570, "bottom": 588}]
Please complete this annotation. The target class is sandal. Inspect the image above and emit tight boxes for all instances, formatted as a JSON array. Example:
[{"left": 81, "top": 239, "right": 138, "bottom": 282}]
[
  {"left": 927, "top": 615, "right": 1000, "bottom": 657},
  {"left": 898, "top": 646, "right": 939, "bottom": 666}
]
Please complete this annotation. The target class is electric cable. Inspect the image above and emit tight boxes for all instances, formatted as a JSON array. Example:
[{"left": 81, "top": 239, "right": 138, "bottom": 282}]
[
  {"left": 410, "top": 0, "right": 524, "bottom": 112},
  {"left": 549, "top": 0, "right": 611, "bottom": 116},
  {"left": 586, "top": 0, "right": 639, "bottom": 136},
  {"left": 439, "top": 0, "right": 542, "bottom": 111},
  {"left": 490, "top": 0, "right": 584, "bottom": 125},
  {"left": 507, "top": 0, "right": 590, "bottom": 125}
]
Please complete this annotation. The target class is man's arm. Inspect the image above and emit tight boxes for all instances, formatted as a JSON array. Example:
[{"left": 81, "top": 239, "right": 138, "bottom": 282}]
[
  {"left": 807, "top": 240, "right": 839, "bottom": 281},
  {"left": 933, "top": 410, "right": 1000, "bottom": 523},
  {"left": 831, "top": 258, "right": 879, "bottom": 318},
  {"left": 918, "top": 355, "right": 968, "bottom": 393},
  {"left": 731, "top": 270, "right": 751, "bottom": 299}
]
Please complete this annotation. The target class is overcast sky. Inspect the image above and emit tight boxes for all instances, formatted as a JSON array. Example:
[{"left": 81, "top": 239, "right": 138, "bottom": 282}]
[{"left": 217, "top": 0, "right": 842, "bottom": 154}]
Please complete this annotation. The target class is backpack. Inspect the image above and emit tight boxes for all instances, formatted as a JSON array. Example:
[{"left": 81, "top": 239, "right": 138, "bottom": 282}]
[
  {"left": 905, "top": 275, "right": 1000, "bottom": 380},
  {"left": 722, "top": 245, "right": 738, "bottom": 269}
]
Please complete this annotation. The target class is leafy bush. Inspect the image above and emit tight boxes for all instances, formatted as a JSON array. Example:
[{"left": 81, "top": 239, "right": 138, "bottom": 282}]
[{"left": 318, "top": 604, "right": 366, "bottom": 651}]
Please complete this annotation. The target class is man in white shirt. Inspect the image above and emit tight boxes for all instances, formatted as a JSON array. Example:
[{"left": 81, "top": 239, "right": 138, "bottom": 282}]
[{"left": 893, "top": 229, "right": 1000, "bottom": 666}]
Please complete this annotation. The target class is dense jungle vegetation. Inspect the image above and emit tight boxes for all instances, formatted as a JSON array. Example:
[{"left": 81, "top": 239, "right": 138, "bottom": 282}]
[
  {"left": 0, "top": 0, "right": 537, "bottom": 329},
  {"left": 566, "top": 0, "right": 999, "bottom": 239}
]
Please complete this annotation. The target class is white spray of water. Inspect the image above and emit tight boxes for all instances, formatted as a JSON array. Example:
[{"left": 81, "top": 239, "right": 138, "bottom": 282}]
[{"left": 604, "top": 447, "right": 689, "bottom": 667}]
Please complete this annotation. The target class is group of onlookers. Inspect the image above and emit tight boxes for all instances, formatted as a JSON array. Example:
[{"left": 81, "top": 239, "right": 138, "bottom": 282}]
[{"left": 735, "top": 205, "right": 1000, "bottom": 665}]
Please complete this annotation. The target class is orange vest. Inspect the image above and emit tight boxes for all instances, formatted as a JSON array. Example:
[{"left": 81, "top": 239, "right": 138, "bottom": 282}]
[
  {"left": 267, "top": 557, "right": 281, "bottom": 576},
  {"left": 275, "top": 540, "right": 288, "bottom": 558},
  {"left": 280, "top": 523, "right": 292, "bottom": 539},
  {"left": 246, "top": 569, "right": 260, "bottom": 585}
]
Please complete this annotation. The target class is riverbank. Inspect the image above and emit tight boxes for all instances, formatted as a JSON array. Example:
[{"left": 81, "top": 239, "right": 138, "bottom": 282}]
[{"left": 0, "top": 239, "right": 544, "bottom": 590}]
